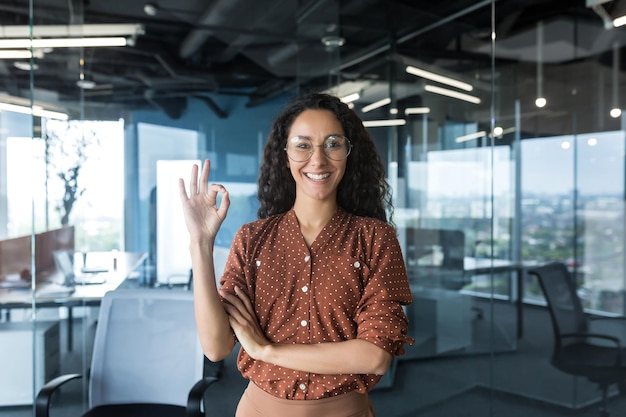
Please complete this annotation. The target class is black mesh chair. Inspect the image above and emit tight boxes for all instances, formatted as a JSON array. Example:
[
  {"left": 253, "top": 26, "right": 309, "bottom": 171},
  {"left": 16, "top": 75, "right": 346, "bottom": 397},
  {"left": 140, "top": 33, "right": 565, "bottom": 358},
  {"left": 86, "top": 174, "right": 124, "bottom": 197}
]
[
  {"left": 528, "top": 262, "right": 626, "bottom": 417},
  {"left": 405, "top": 228, "right": 467, "bottom": 290}
]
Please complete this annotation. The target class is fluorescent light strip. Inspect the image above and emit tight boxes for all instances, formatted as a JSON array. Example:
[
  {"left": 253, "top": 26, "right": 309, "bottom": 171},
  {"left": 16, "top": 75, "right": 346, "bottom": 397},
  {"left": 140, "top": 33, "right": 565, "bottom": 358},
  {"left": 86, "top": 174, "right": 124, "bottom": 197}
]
[
  {"left": 404, "top": 107, "right": 430, "bottom": 115},
  {"left": 424, "top": 84, "right": 481, "bottom": 104},
  {"left": 406, "top": 65, "right": 473, "bottom": 91},
  {"left": 0, "top": 37, "right": 127, "bottom": 49},
  {"left": 0, "top": 50, "right": 32, "bottom": 59},
  {"left": 361, "top": 97, "right": 391, "bottom": 113},
  {"left": 362, "top": 119, "right": 406, "bottom": 127},
  {"left": 340, "top": 92, "right": 360, "bottom": 103},
  {"left": 614, "top": 15, "right": 626, "bottom": 27},
  {"left": 0, "top": 102, "right": 68, "bottom": 120},
  {"left": 455, "top": 131, "right": 487, "bottom": 143},
  {"left": 0, "top": 24, "right": 144, "bottom": 38}
]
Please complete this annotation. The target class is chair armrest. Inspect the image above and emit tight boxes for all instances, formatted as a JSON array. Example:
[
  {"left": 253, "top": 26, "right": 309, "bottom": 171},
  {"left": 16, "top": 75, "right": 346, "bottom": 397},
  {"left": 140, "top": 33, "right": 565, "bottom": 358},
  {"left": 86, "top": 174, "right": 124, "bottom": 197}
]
[
  {"left": 186, "top": 376, "right": 219, "bottom": 417},
  {"left": 590, "top": 316, "right": 626, "bottom": 323},
  {"left": 35, "top": 373, "right": 82, "bottom": 417},
  {"left": 560, "top": 332, "right": 622, "bottom": 349}
]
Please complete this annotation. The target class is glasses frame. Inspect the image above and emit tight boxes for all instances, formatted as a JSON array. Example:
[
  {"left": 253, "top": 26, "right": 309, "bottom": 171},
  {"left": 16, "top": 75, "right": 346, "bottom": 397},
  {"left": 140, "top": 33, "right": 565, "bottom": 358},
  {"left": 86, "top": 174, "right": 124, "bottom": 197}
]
[{"left": 284, "top": 135, "right": 352, "bottom": 162}]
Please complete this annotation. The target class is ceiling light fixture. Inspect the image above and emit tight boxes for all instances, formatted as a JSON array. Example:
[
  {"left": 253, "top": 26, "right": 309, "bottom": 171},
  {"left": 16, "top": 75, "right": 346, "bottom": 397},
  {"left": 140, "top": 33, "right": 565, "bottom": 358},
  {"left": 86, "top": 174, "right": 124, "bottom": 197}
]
[
  {"left": 0, "top": 37, "right": 128, "bottom": 49},
  {"left": 455, "top": 131, "right": 487, "bottom": 143},
  {"left": 424, "top": 84, "right": 481, "bottom": 104},
  {"left": 361, "top": 97, "right": 391, "bottom": 113},
  {"left": 144, "top": 3, "right": 159, "bottom": 16},
  {"left": 535, "top": 21, "right": 547, "bottom": 108},
  {"left": 405, "top": 65, "right": 473, "bottom": 91},
  {"left": 404, "top": 107, "right": 430, "bottom": 115},
  {"left": 362, "top": 119, "right": 406, "bottom": 127},
  {"left": 13, "top": 61, "right": 38, "bottom": 70},
  {"left": 0, "top": 24, "right": 144, "bottom": 38},
  {"left": 0, "top": 102, "right": 68, "bottom": 120},
  {"left": 0, "top": 24, "right": 144, "bottom": 50},
  {"left": 340, "top": 92, "right": 360, "bottom": 103},
  {"left": 611, "top": 42, "right": 621, "bottom": 118},
  {"left": 614, "top": 15, "right": 626, "bottom": 27},
  {"left": 0, "top": 50, "right": 32, "bottom": 59},
  {"left": 76, "top": 80, "right": 97, "bottom": 89},
  {"left": 587, "top": 0, "right": 626, "bottom": 28}
]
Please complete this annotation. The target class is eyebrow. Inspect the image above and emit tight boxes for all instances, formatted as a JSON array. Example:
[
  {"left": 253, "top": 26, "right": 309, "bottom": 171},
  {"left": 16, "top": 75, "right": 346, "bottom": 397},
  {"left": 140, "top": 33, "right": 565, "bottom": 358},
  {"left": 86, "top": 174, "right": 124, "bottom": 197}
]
[{"left": 291, "top": 134, "right": 344, "bottom": 140}]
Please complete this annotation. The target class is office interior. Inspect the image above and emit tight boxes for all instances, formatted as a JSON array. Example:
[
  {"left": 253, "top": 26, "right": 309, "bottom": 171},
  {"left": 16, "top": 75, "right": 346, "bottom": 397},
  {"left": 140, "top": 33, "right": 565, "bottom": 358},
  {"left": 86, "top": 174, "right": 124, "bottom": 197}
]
[{"left": 1, "top": 0, "right": 626, "bottom": 415}]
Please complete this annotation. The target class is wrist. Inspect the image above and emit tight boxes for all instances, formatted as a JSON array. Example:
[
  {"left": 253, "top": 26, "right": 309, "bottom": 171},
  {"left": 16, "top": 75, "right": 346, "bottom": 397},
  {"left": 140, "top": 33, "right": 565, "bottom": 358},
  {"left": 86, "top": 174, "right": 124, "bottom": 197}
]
[
  {"left": 188, "top": 237, "right": 215, "bottom": 254},
  {"left": 255, "top": 342, "right": 274, "bottom": 363}
]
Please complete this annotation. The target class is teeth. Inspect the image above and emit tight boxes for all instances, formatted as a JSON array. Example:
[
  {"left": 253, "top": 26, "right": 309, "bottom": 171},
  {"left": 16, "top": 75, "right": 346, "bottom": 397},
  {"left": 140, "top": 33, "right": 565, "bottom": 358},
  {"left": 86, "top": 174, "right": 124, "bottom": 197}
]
[{"left": 306, "top": 173, "right": 330, "bottom": 180}]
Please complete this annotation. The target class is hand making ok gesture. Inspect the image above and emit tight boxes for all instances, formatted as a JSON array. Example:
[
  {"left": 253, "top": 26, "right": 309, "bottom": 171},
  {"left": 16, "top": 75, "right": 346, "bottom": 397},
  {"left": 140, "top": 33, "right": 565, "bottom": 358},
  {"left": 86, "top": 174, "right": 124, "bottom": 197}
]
[{"left": 178, "top": 159, "right": 230, "bottom": 244}]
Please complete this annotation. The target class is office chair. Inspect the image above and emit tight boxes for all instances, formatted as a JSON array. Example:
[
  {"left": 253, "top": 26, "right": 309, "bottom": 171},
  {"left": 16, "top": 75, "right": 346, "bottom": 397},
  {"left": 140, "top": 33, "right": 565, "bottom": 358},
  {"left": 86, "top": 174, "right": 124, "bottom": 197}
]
[
  {"left": 529, "top": 262, "right": 626, "bottom": 417},
  {"left": 35, "top": 289, "right": 219, "bottom": 417},
  {"left": 405, "top": 228, "right": 467, "bottom": 290}
]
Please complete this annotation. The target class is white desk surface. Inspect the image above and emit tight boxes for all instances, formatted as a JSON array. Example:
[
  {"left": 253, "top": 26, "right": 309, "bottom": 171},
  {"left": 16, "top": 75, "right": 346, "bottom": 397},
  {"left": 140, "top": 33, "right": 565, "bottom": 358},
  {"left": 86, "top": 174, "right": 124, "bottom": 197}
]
[{"left": 0, "top": 251, "right": 147, "bottom": 306}]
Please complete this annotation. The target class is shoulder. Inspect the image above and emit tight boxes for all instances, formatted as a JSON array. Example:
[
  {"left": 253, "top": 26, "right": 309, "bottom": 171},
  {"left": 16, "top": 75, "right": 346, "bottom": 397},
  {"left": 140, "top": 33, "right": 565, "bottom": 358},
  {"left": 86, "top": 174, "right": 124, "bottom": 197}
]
[
  {"left": 235, "top": 212, "right": 290, "bottom": 241},
  {"left": 343, "top": 211, "right": 397, "bottom": 236}
]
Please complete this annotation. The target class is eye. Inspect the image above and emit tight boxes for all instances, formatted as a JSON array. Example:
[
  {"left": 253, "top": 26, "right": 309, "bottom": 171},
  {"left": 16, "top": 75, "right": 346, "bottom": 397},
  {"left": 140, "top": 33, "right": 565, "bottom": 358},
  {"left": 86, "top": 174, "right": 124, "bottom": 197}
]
[
  {"left": 290, "top": 137, "right": 312, "bottom": 150},
  {"left": 324, "top": 136, "right": 344, "bottom": 149}
]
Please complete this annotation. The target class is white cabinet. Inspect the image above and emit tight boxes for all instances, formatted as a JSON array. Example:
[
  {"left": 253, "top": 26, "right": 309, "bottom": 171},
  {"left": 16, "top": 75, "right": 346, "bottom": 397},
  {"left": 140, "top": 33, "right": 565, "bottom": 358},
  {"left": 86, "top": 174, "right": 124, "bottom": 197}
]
[{"left": 0, "top": 321, "right": 60, "bottom": 405}]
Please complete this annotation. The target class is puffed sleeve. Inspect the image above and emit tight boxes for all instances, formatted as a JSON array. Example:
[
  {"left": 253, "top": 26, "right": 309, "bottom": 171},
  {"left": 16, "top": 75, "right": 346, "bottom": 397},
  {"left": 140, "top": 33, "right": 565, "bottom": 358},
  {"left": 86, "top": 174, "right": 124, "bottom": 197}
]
[
  {"left": 218, "top": 224, "right": 251, "bottom": 297},
  {"left": 354, "top": 223, "right": 414, "bottom": 356}
]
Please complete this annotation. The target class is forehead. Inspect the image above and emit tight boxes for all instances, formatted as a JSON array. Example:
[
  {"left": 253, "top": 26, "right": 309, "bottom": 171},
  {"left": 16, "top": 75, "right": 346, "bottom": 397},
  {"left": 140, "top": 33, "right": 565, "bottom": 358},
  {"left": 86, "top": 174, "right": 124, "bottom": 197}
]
[{"left": 288, "top": 109, "right": 344, "bottom": 138}]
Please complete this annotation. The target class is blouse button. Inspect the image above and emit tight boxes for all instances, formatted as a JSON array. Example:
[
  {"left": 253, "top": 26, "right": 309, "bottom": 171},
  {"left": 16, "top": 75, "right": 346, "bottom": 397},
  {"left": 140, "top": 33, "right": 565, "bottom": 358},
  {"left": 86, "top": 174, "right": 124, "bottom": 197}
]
[
  {"left": 255, "top": 260, "right": 261, "bottom": 266},
  {"left": 304, "top": 255, "right": 310, "bottom": 262},
  {"left": 354, "top": 261, "right": 360, "bottom": 268},
  {"left": 300, "top": 320, "right": 307, "bottom": 327},
  {"left": 301, "top": 285, "right": 308, "bottom": 293},
  {"left": 299, "top": 383, "right": 307, "bottom": 391}
]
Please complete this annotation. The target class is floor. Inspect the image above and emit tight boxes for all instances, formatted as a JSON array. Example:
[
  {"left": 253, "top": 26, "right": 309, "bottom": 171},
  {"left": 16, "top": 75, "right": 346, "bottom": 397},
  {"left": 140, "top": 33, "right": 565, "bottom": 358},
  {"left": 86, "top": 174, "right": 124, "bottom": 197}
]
[{"left": 2, "top": 300, "right": 626, "bottom": 417}]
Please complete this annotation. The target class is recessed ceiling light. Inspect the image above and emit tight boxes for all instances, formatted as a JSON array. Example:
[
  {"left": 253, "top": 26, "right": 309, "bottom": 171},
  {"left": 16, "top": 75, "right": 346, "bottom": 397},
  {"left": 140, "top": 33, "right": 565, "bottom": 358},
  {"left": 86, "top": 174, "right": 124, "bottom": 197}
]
[
  {"left": 144, "top": 3, "right": 158, "bottom": 16},
  {"left": 321, "top": 36, "right": 345, "bottom": 48}
]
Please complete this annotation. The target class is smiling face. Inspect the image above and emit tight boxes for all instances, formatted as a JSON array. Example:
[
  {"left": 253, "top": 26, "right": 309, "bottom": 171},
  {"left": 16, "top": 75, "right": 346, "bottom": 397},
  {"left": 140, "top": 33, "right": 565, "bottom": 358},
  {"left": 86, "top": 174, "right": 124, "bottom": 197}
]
[{"left": 286, "top": 109, "right": 347, "bottom": 205}]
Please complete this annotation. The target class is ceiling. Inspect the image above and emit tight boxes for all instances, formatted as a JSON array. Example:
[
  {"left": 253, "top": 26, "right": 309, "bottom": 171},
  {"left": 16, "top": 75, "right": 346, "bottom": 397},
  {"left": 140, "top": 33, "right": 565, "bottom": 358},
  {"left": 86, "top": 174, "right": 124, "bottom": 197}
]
[{"left": 0, "top": 0, "right": 625, "bottom": 122}]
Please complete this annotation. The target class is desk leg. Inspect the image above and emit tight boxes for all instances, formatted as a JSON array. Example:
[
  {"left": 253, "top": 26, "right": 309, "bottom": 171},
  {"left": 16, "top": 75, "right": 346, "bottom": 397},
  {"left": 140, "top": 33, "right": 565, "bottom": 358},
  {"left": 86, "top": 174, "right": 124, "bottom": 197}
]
[
  {"left": 517, "top": 268, "right": 524, "bottom": 339},
  {"left": 67, "top": 306, "right": 73, "bottom": 352}
]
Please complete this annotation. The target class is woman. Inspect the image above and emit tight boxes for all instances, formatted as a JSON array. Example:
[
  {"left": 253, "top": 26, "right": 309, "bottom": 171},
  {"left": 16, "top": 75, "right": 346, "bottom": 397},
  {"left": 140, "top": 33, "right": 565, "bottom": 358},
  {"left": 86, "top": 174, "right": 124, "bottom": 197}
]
[{"left": 179, "top": 92, "right": 413, "bottom": 416}]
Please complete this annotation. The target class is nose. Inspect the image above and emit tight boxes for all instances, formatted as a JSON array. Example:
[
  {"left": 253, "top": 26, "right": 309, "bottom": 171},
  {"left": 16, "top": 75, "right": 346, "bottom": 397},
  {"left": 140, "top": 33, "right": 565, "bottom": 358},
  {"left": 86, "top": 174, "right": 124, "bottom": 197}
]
[{"left": 308, "top": 144, "right": 328, "bottom": 165}]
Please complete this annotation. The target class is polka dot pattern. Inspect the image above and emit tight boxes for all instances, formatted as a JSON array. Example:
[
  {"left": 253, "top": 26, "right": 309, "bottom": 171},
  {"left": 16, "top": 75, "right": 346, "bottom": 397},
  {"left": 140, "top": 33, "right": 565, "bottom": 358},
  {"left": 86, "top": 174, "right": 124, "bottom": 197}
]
[{"left": 219, "top": 208, "right": 414, "bottom": 400}]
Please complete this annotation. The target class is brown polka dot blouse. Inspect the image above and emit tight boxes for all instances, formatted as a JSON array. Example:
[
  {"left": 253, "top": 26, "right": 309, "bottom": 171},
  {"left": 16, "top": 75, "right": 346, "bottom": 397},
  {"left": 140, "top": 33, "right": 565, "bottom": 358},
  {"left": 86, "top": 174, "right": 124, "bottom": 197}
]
[{"left": 219, "top": 208, "right": 414, "bottom": 400}]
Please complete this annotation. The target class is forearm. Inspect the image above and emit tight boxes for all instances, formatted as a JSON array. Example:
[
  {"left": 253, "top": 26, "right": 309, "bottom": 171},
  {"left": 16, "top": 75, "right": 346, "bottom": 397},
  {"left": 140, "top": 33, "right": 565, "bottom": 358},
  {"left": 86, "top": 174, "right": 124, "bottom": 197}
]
[
  {"left": 190, "top": 240, "right": 236, "bottom": 362},
  {"left": 258, "top": 339, "right": 392, "bottom": 375}
]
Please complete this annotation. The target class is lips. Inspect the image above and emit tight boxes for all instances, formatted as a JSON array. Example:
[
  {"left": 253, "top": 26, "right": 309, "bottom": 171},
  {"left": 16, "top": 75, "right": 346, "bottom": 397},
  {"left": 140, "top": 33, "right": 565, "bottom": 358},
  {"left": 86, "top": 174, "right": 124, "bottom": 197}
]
[{"left": 305, "top": 172, "right": 330, "bottom": 180}]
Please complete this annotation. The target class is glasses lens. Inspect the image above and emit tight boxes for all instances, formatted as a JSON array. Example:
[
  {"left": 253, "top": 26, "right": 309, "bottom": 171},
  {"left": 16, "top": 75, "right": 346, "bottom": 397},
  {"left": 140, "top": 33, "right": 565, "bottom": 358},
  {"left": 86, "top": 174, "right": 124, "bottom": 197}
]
[
  {"left": 324, "top": 135, "right": 351, "bottom": 161},
  {"left": 285, "top": 136, "right": 352, "bottom": 162},
  {"left": 286, "top": 137, "right": 313, "bottom": 162}
]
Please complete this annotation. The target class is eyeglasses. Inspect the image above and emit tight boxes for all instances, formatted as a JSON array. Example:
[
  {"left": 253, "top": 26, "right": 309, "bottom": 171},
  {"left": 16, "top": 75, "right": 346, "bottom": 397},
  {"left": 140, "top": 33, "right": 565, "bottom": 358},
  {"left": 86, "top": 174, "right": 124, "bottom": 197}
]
[{"left": 285, "top": 135, "right": 352, "bottom": 162}]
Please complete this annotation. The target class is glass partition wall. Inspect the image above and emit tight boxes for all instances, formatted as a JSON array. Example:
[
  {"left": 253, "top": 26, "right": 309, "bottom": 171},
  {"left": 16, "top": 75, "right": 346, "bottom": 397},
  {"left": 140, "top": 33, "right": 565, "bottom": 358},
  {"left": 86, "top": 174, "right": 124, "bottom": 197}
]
[{"left": 2, "top": 0, "right": 626, "bottom": 416}]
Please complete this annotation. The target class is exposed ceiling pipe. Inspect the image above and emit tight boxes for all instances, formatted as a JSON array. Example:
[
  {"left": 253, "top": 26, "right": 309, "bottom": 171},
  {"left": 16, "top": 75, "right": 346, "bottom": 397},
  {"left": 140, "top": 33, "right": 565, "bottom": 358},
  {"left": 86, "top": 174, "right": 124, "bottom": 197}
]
[
  {"left": 179, "top": 0, "right": 246, "bottom": 60},
  {"left": 331, "top": 0, "right": 493, "bottom": 74}
]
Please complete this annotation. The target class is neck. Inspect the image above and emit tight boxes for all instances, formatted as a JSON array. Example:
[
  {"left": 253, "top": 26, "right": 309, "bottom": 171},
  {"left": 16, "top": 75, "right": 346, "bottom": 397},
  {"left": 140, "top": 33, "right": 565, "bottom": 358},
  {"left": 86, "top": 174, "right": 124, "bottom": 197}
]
[{"left": 293, "top": 199, "right": 338, "bottom": 229}]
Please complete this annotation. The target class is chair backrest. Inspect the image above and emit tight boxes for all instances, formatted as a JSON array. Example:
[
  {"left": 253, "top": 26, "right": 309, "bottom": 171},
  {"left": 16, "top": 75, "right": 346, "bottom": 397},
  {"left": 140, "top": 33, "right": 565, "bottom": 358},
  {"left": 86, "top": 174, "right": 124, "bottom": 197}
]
[
  {"left": 405, "top": 228, "right": 466, "bottom": 290},
  {"left": 89, "top": 289, "right": 203, "bottom": 408},
  {"left": 406, "top": 228, "right": 465, "bottom": 269},
  {"left": 528, "top": 262, "right": 588, "bottom": 347}
]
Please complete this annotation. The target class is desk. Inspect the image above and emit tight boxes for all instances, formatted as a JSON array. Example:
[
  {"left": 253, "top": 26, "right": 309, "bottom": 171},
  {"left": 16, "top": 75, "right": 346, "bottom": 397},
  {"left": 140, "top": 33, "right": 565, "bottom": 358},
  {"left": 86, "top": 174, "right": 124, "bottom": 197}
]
[
  {"left": 462, "top": 257, "right": 537, "bottom": 339},
  {"left": 409, "top": 257, "right": 535, "bottom": 340},
  {"left": 0, "top": 251, "right": 147, "bottom": 351}
]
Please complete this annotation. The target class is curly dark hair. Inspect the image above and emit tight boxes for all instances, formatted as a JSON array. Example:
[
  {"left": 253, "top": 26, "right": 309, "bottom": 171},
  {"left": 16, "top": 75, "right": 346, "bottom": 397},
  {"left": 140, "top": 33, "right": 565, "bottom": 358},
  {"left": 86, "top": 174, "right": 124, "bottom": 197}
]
[{"left": 257, "top": 92, "right": 393, "bottom": 223}]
